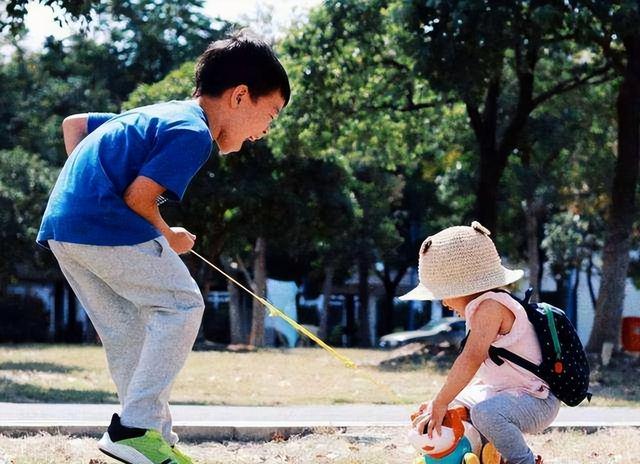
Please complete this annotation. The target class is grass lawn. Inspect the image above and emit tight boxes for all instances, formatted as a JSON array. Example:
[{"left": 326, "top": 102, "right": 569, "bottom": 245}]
[
  {"left": 0, "top": 344, "right": 638, "bottom": 406},
  {"left": 0, "top": 428, "right": 639, "bottom": 463}
]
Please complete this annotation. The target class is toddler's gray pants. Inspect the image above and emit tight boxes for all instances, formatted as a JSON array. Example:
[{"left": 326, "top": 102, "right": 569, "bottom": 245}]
[
  {"left": 49, "top": 237, "right": 204, "bottom": 446},
  {"left": 470, "top": 391, "right": 560, "bottom": 464}
]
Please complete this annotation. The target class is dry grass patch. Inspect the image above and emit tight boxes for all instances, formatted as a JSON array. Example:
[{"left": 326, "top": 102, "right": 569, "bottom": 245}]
[
  {"left": 1, "top": 428, "right": 639, "bottom": 464},
  {"left": 0, "top": 345, "right": 637, "bottom": 406}
]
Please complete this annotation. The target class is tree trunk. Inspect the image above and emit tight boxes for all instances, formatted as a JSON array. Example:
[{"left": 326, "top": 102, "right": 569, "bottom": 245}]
[
  {"left": 357, "top": 254, "right": 372, "bottom": 347},
  {"left": 587, "top": 36, "right": 640, "bottom": 354},
  {"left": 378, "top": 267, "right": 394, "bottom": 337},
  {"left": 569, "top": 265, "right": 580, "bottom": 328},
  {"left": 586, "top": 256, "right": 598, "bottom": 310},
  {"left": 249, "top": 237, "right": 267, "bottom": 347},
  {"left": 474, "top": 149, "right": 502, "bottom": 232},
  {"left": 228, "top": 276, "right": 244, "bottom": 344},
  {"left": 319, "top": 264, "right": 334, "bottom": 340},
  {"left": 377, "top": 265, "right": 408, "bottom": 336},
  {"left": 524, "top": 204, "right": 540, "bottom": 302},
  {"left": 521, "top": 141, "right": 544, "bottom": 302}
]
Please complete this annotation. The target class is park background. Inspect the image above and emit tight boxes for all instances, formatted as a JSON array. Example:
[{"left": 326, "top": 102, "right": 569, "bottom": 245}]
[
  {"left": 1, "top": 0, "right": 639, "bottom": 356},
  {"left": 1, "top": 1, "right": 640, "bottom": 463}
]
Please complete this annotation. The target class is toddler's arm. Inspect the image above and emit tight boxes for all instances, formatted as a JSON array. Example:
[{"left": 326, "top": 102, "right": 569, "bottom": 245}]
[{"left": 427, "top": 299, "right": 506, "bottom": 436}]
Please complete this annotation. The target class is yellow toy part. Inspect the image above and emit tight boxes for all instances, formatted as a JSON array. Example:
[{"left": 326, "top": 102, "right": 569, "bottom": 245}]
[
  {"left": 463, "top": 453, "right": 480, "bottom": 464},
  {"left": 481, "top": 442, "right": 502, "bottom": 464}
]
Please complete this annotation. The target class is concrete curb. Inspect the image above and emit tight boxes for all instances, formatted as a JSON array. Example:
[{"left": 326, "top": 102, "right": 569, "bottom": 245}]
[
  {"left": 1, "top": 403, "right": 639, "bottom": 441},
  {"left": 1, "top": 421, "right": 638, "bottom": 441}
]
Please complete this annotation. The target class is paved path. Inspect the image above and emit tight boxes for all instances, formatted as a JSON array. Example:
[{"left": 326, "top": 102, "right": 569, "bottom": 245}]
[{"left": 0, "top": 403, "right": 638, "bottom": 440}]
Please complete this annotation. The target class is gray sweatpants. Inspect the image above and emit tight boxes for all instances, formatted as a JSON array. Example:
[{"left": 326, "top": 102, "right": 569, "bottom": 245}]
[
  {"left": 470, "top": 392, "right": 560, "bottom": 464},
  {"left": 49, "top": 237, "right": 205, "bottom": 446}
]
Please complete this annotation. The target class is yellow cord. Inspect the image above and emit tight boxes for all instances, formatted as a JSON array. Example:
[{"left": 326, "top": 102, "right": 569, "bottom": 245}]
[{"left": 190, "top": 249, "right": 407, "bottom": 404}]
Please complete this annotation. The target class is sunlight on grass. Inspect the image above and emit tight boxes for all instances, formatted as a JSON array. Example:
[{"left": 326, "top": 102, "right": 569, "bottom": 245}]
[{"left": 0, "top": 344, "right": 636, "bottom": 406}]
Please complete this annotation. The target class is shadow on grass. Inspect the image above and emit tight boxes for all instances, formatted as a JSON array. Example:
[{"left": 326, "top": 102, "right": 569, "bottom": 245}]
[
  {"left": 0, "top": 377, "right": 117, "bottom": 403},
  {"left": 587, "top": 353, "right": 640, "bottom": 405},
  {"left": 375, "top": 350, "right": 456, "bottom": 374},
  {"left": 0, "top": 361, "right": 82, "bottom": 374}
]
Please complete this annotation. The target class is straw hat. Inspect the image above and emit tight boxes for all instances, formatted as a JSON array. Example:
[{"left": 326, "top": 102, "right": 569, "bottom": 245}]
[{"left": 399, "top": 221, "right": 523, "bottom": 301}]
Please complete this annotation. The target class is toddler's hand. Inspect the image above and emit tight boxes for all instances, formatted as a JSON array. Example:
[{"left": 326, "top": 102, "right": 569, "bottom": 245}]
[
  {"left": 412, "top": 411, "right": 431, "bottom": 435},
  {"left": 410, "top": 400, "right": 433, "bottom": 434},
  {"left": 417, "top": 401, "right": 432, "bottom": 415},
  {"left": 426, "top": 399, "right": 448, "bottom": 438}
]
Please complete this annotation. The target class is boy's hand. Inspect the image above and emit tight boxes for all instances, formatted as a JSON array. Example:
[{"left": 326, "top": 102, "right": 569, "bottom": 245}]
[{"left": 167, "top": 227, "right": 196, "bottom": 254}]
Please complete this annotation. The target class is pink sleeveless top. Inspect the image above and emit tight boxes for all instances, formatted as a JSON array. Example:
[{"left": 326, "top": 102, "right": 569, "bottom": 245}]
[{"left": 463, "top": 291, "right": 549, "bottom": 400}]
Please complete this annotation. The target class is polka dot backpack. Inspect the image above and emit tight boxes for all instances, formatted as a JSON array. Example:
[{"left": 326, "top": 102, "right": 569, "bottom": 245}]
[{"left": 487, "top": 288, "right": 592, "bottom": 406}]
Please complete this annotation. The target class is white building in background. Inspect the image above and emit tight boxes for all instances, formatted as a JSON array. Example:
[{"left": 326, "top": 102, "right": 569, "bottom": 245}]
[
  {"left": 539, "top": 268, "right": 640, "bottom": 344},
  {"left": 265, "top": 278, "right": 299, "bottom": 347}
]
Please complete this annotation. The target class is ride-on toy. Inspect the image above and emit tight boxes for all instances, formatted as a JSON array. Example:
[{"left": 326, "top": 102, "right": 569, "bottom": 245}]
[{"left": 408, "top": 406, "right": 502, "bottom": 464}]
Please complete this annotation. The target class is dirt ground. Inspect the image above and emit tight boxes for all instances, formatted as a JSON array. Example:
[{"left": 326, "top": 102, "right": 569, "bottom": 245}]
[{"left": 1, "top": 427, "right": 639, "bottom": 464}]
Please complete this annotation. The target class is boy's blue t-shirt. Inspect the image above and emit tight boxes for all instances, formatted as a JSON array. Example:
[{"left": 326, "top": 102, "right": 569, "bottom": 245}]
[{"left": 37, "top": 100, "right": 212, "bottom": 247}]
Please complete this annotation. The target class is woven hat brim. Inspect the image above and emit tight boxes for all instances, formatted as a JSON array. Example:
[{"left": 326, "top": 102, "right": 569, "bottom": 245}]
[
  {"left": 398, "top": 283, "right": 435, "bottom": 301},
  {"left": 399, "top": 267, "right": 524, "bottom": 301}
]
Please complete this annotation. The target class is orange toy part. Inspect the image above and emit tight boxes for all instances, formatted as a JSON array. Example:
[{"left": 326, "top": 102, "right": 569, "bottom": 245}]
[{"left": 427, "top": 408, "right": 466, "bottom": 459}]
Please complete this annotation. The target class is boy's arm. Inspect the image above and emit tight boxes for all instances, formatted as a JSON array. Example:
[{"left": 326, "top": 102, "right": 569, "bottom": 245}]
[
  {"left": 61, "top": 112, "right": 118, "bottom": 156},
  {"left": 62, "top": 114, "right": 89, "bottom": 156},
  {"left": 123, "top": 175, "right": 197, "bottom": 254}
]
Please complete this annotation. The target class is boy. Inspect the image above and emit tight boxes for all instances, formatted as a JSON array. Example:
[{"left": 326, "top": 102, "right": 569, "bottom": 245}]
[{"left": 37, "top": 30, "right": 290, "bottom": 464}]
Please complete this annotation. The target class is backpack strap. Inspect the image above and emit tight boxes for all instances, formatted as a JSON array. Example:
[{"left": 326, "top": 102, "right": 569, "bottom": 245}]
[
  {"left": 470, "top": 287, "right": 542, "bottom": 377},
  {"left": 487, "top": 346, "right": 542, "bottom": 377},
  {"left": 491, "top": 287, "right": 534, "bottom": 305}
]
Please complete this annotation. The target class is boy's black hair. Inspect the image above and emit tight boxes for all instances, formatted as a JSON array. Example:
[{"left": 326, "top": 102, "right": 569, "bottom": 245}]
[{"left": 194, "top": 29, "right": 290, "bottom": 106}]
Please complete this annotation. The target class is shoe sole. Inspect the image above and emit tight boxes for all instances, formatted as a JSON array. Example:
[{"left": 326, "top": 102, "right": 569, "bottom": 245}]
[{"left": 98, "top": 432, "right": 176, "bottom": 464}]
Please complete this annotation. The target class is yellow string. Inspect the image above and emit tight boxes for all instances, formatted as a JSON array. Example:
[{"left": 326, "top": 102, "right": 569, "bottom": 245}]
[{"left": 190, "top": 249, "right": 408, "bottom": 404}]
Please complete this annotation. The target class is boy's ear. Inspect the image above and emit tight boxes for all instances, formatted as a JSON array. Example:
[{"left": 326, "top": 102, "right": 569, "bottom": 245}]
[{"left": 230, "top": 85, "right": 249, "bottom": 108}]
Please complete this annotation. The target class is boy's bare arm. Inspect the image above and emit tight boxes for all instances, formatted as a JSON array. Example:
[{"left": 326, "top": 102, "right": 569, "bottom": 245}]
[
  {"left": 123, "top": 176, "right": 196, "bottom": 254},
  {"left": 61, "top": 114, "right": 89, "bottom": 156}
]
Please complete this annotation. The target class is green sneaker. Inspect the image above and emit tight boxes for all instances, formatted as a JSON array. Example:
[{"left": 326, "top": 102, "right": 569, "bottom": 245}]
[
  {"left": 98, "top": 413, "right": 181, "bottom": 464},
  {"left": 171, "top": 445, "right": 194, "bottom": 464}
]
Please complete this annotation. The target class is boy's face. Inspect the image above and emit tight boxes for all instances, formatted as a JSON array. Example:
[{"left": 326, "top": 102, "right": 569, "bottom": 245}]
[{"left": 216, "top": 86, "right": 285, "bottom": 155}]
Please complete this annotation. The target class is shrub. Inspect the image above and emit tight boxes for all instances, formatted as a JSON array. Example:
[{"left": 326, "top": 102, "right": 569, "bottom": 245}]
[{"left": 0, "top": 294, "right": 49, "bottom": 342}]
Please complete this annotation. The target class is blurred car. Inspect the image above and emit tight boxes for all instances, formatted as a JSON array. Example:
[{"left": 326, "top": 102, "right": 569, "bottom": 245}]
[{"left": 378, "top": 317, "right": 467, "bottom": 350}]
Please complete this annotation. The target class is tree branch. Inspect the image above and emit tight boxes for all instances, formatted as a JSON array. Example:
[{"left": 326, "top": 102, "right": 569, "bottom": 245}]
[
  {"left": 582, "top": 2, "right": 626, "bottom": 73},
  {"left": 380, "top": 57, "right": 410, "bottom": 72},
  {"left": 344, "top": 99, "right": 445, "bottom": 115},
  {"left": 235, "top": 255, "right": 257, "bottom": 292},
  {"left": 391, "top": 265, "right": 408, "bottom": 288},
  {"left": 532, "top": 64, "right": 614, "bottom": 107}
]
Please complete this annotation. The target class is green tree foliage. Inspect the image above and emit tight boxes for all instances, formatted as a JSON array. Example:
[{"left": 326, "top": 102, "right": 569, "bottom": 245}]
[
  {"left": 123, "top": 58, "right": 356, "bottom": 345},
  {"left": 0, "top": 148, "right": 58, "bottom": 287},
  {"left": 1, "top": 0, "right": 94, "bottom": 33},
  {"left": 270, "top": 0, "right": 471, "bottom": 342},
  {"left": 569, "top": 0, "right": 640, "bottom": 354},
  {"left": 499, "top": 78, "right": 616, "bottom": 297},
  {"left": 0, "top": 0, "right": 231, "bottom": 297},
  {"left": 93, "top": 0, "right": 230, "bottom": 91},
  {"left": 399, "top": 0, "right": 614, "bottom": 232},
  {"left": 126, "top": 62, "right": 195, "bottom": 107},
  {"left": 0, "top": 38, "right": 119, "bottom": 164}
]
